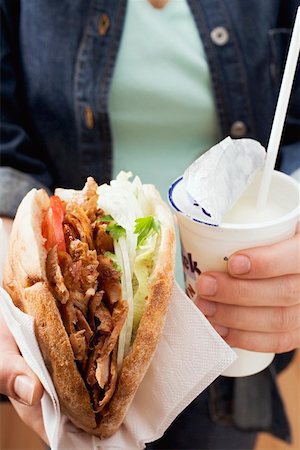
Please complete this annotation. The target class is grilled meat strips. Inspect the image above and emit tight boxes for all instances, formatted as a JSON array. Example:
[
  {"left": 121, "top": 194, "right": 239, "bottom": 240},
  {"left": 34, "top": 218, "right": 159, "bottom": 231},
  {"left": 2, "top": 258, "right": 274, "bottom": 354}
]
[{"left": 45, "top": 179, "right": 128, "bottom": 413}]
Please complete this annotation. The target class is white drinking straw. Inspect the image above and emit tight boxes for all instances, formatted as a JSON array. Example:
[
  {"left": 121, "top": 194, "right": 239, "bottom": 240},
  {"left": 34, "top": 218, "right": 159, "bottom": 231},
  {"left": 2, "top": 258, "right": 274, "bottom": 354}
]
[{"left": 256, "top": 6, "right": 300, "bottom": 210}]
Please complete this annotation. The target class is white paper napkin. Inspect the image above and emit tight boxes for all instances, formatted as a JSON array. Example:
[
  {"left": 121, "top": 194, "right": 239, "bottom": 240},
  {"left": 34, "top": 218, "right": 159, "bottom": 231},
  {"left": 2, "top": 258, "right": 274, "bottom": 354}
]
[
  {"left": 0, "top": 282, "right": 236, "bottom": 450},
  {"left": 181, "top": 136, "right": 266, "bottom": 225}
]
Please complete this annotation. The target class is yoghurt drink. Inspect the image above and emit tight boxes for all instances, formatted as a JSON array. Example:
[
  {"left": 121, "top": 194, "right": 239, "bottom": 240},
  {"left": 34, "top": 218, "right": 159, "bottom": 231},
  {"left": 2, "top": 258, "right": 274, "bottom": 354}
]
[
  {"left": 169, "top": 169, "right": 300, "bottom": 377},
  {"left": 223, "top": 194, "right": 286, "bottom": 224}
]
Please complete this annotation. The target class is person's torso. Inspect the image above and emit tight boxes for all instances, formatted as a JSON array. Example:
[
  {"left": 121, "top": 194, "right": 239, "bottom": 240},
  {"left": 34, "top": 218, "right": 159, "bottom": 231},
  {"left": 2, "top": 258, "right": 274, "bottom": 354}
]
[
  {"left": 15, "top": 0, "right": 295, "bottom": 189},
  {"left": 109, "top": 0, "right": 220, "bottom": 201}
]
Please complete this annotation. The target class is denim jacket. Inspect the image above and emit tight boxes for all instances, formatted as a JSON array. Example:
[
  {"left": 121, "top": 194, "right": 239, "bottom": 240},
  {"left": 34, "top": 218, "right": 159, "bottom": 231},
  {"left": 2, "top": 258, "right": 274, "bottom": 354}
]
[
  {"left": 0, "top": 0, "right": 299, "bottom": 444},
  {"left": 1, "top": 0, "right": 299, "bottom": 215}
]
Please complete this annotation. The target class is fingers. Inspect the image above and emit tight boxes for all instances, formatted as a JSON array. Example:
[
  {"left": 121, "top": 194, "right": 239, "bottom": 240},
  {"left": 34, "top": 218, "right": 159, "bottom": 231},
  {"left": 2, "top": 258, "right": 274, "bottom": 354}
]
[
  {"left": 0, "top": 314, "right": 44, "bottom": 405},
  {"left": 219, "top": 328, "right": 300, "bottom": 353},
  {"left": 196, "top": 294, "right": 300, "bottom": 353},
  {"left": 196, "top": 299, "right": 300, "bottom": 333},
  {"left": 0, "top": 310, "right": 47, "bottom": 443},
  {"left": 197, "top": 272, "right": 300, "bottom": 307},
  {"left": 196, "top": 231, "right": 300, "bottom": 353},
  {"left": 227, "top": 233, "right": 300, "bottom": 279}
]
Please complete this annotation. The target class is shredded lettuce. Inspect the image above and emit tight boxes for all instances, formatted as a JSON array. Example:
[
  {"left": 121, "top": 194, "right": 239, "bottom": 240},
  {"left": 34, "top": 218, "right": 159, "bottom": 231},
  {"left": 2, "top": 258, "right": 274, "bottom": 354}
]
[
  {"left": 132, "top": 233, "right": 158, "bottom": 338},
  {"left": 114, "top": 242, "right": 126, "bottom": 370},
  {"left": 97, "top": 172, "right": 161, "bottom": 369},
  {"left": 97, "top": 172, "right": 142, "bottom": 272},
  {"left": 118, "top": 236, "right": 134, "bottom": 357}
]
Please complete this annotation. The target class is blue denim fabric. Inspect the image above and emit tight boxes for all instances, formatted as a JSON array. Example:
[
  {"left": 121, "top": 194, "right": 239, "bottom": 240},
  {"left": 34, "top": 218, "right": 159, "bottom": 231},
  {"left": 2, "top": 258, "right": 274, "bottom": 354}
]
[{"left": 0, "top": 1, "right": 299, "bottom": 448}]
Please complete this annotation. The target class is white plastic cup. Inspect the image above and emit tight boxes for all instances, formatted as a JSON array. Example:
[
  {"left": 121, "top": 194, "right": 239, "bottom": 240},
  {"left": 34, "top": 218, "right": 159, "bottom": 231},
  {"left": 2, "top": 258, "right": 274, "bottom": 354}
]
[{"left": 169, "top": 170, "right": 300, "bottom": 377}]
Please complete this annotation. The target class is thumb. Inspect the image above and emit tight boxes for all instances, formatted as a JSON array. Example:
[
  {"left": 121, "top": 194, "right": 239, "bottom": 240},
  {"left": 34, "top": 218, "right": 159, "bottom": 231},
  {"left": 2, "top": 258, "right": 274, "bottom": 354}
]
[{"left": 0, "top": 314, "right": 44, "bottom": 405}]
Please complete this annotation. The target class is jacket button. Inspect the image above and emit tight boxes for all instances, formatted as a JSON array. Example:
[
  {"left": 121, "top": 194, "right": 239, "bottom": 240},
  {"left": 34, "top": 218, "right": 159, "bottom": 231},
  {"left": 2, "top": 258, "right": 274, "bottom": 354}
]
[
  {"left": 210, "top": 26, "right": 229, "bottom": 46},
  {"left": 230, "top": 121, "right": 247, "bottom": 137},
  {"left": 98, "top": 13, "right": 110, "bottom": 36},
  {"left": 84, "top": 106, "right": 94, "bottom": 129}
]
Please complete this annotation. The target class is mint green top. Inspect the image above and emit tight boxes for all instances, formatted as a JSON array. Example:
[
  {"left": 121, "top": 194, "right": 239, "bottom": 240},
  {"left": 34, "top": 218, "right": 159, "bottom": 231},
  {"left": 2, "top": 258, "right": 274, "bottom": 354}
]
[{"left": 108, "top": 0, "right": 220, "bottom": 283}]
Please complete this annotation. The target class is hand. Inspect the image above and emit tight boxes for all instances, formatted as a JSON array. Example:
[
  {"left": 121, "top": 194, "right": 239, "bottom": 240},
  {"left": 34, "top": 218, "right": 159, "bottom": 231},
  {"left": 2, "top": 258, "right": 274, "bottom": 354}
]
[
  {"left": 196, "top": 223, "right": 300, "bottom": 353},
  {"left": 0, "top": 313, "right": 48, "bottom": 443},
  {"left": 0, "top": 217, "right": 13, "bottom": 275}
]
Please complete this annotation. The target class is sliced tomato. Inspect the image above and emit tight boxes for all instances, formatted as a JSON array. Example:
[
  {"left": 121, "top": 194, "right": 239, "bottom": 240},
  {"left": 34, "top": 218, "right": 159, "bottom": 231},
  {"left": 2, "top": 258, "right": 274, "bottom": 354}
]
[{"left": 41, "top": 195, "right": 66, "bottom": 252}]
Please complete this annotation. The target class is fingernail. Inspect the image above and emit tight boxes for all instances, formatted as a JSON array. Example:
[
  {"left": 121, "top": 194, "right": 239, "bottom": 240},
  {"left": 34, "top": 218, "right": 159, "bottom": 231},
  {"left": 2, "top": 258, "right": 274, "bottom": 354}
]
[
  {"left": 213, "top": 324, "right": 229, "bottom": 337},
  {"left": 228, "top": 255, "right": 251, "bottom": 275},
  {"left": 196, "top": 299, "right": 216, "bottom": 316},
  {"left": 14, "top": 375, "right": 35, "bottom": 405},
  {"left": 198, "top": 275, "right": 217, "bottom": 296}
]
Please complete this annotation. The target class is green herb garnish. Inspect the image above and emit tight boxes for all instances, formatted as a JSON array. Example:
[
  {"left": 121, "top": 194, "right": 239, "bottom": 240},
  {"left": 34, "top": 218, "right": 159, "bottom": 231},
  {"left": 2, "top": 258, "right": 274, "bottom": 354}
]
[
  {"left": 134, "top": 216, "right": 160, "bottom": 247},
  {"left": 107, "top": 222, "right": 127, "bottom": 241},
  {"left": 104, "top": 252, "right": 122, "bottom": 273},
  {"left": 98, "top": 214, "right": 126, "bottom": 241},
  {"left": 98, "top": 214, "right": 114, "bottom": 223}
]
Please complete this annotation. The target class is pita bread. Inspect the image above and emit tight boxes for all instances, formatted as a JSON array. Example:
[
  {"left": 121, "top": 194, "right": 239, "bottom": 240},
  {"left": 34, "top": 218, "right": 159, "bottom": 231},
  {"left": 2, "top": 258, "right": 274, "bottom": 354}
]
[{"left": 3, "top": 183, "right": 175, "bottom": 437}]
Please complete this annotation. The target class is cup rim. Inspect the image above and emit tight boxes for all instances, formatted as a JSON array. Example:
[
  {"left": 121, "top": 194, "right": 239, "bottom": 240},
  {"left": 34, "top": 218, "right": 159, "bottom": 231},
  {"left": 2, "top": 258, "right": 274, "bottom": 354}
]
[{"left": 168, "top": 171, "right": 300, "bottom": 230}]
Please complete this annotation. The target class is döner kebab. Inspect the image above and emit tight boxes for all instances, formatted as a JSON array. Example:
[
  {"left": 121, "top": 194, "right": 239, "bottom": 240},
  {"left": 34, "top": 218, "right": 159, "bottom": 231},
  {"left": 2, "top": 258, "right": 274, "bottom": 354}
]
[{"left": 3, "top": 172, "right": 175, "bottom": 438}]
